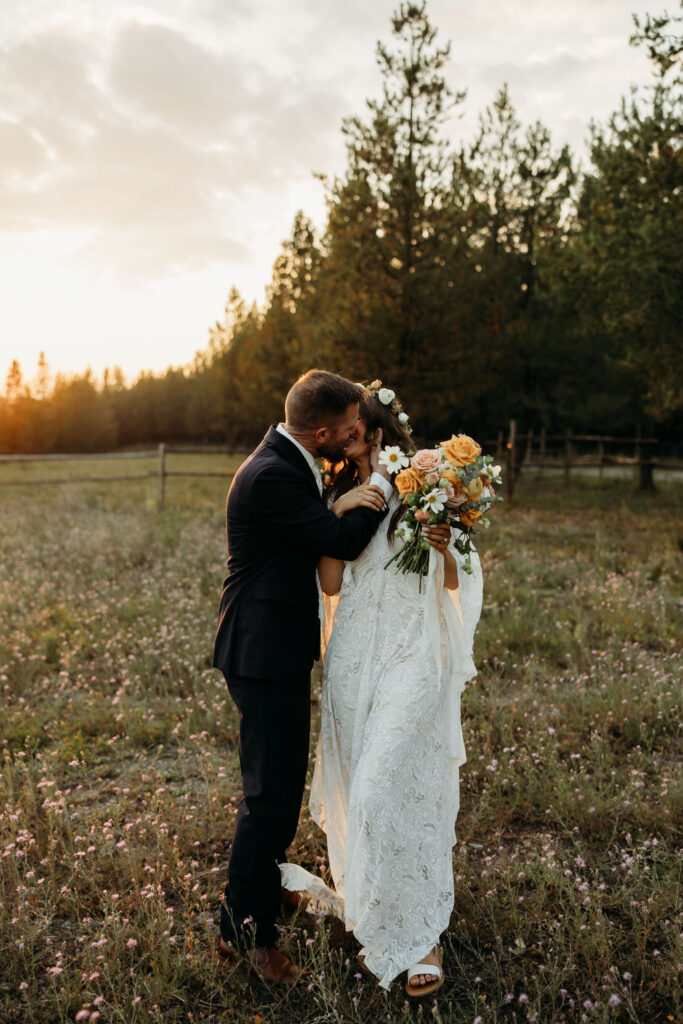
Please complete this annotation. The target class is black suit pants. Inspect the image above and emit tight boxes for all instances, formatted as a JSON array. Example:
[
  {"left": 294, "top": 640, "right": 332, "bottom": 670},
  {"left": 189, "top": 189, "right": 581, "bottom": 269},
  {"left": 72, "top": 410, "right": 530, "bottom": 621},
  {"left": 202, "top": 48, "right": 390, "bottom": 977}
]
[{"left": 221, "top": 672, "right": 311, "bottom": 949}]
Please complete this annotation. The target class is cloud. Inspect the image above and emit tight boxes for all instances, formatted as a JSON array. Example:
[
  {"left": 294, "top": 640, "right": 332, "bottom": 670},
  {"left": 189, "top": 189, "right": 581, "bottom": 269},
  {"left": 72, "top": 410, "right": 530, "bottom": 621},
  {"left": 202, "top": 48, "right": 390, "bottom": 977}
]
[
  {"left": 0, "top": 0, "right": 667, "bottom": 286},
  {"left": 0, "top": 15, "right": 345, "bottom": 281},
  {"left": 107, "top": 20, "right": 262, "bottom": 141}
]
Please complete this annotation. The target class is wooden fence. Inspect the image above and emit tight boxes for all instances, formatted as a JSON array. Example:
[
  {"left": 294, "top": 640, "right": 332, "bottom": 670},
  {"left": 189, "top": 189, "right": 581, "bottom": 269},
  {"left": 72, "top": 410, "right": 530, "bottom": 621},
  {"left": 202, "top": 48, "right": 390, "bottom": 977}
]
[
  {"left": 492, "top": 421, "right": 682, "bottom": 502},
  {"left": 0, "top": 432, "right": 679, "bottom": 508},
  {"left": 0, "top": 445, "right": 245, "bottom": 510}
]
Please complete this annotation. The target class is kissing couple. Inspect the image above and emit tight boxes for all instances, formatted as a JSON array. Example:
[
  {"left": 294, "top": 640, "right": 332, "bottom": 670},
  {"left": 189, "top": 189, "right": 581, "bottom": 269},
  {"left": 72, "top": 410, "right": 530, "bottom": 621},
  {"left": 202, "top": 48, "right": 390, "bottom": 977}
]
[{"left": 212, "top": 369, "right": 482, "bottom": 996}]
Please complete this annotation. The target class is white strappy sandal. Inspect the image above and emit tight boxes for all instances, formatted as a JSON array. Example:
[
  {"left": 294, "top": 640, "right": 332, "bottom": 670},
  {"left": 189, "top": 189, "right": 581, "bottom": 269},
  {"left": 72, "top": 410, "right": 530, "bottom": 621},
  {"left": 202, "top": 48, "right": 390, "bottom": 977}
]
[{"left": 405, "top": 947, "right": 444, "bottom": 998}]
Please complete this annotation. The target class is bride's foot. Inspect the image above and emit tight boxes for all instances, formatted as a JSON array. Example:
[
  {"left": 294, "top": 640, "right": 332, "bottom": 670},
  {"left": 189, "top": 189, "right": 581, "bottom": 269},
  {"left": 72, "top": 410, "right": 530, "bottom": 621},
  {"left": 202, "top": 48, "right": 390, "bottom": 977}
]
[{"left": 405, "top": 947, "right": 443, "bottom": 997}]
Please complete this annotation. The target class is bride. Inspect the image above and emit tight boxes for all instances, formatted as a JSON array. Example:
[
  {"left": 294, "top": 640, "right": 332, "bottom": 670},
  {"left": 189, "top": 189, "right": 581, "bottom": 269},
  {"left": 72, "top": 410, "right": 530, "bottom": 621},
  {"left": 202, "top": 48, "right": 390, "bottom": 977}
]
[{"left": 281, "top": 384, "right": 483, "bottom": 996}]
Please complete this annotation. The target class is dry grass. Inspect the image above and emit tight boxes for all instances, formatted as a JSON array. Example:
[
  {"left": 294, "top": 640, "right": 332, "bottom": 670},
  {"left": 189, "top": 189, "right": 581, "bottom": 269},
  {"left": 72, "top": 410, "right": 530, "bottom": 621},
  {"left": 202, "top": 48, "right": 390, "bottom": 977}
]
[{"left": 0, "top": 460, "right": 680, "bottom": 1023}]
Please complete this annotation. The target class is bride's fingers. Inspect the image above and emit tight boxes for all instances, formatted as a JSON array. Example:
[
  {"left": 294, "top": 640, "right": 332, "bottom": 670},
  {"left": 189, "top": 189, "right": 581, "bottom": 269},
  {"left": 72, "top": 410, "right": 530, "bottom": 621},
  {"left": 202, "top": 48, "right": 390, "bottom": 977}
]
[{"left": 423, "top": 526, "right": 450, "bottom": 550}]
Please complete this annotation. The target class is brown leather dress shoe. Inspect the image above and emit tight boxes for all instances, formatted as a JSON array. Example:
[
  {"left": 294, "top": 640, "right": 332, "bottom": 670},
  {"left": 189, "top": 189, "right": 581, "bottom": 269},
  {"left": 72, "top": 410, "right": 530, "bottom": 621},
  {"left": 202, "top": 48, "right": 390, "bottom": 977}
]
[
  {"left": 218, "top": 936, "right": 299, "bottom": 985},
  {"left": 280, "top": 887, "right": 310, "bottom": 916}
]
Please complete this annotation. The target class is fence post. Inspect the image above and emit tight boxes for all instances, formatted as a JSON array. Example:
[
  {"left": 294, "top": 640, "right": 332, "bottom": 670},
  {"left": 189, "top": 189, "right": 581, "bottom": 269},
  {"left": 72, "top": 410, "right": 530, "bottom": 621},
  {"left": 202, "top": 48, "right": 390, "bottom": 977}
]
[
  {"left": 564, "top": 431, "right": 572, "bottom": 485},
  {"left": 598, "top": 439, "right": 605, "bottom": 482},
  {"left": 637, "top": 439, "right": 655, "bottom": 491},
  {"left": 539, "top": 427, "right": 546, "bottom": 478},
  {"left": 158, "top": 443, "right": 166, "bottom": 510},
  {"left": 525, "top": 428, "right": 533, "bottom": 465},
  {"left": 505, "top": 419, "right": 516, "bottom": 504}
]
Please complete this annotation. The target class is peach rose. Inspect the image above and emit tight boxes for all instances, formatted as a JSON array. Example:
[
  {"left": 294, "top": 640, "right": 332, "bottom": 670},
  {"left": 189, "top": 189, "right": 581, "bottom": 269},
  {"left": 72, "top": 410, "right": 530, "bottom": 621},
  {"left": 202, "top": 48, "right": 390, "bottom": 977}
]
[
  {"left": 411, "top": 448, "right": 441, "bottom": 474},
  {"left": 395, "top": 466, "right": 424, "bottom": 497},
  {"left": 441, "top": 433, "right": 482, "bottom": 468},
  {"left": 414, "top": 509, "right": 429, "bottom": 522}
]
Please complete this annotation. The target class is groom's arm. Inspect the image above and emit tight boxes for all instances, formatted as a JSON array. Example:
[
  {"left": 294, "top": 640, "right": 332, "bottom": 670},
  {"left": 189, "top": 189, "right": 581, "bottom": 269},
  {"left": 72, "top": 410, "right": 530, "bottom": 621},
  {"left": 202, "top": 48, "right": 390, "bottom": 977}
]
[{"left": 252, "top": 466, "right": 385, "bottom": 562}]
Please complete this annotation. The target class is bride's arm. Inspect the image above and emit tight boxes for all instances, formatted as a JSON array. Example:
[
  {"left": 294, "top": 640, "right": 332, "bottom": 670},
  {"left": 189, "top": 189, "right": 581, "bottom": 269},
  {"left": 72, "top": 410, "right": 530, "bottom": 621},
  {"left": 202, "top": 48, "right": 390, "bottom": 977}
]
[
  {"left": 423, "top": 524, "right": 460, "bottom": 591},
  {"left": 318, "top": 484, "right": 385, "bottom": 595},
  {"left": 318, "top": 556, "right": 344, "bottom": 596},
  {"left": 441, "top": 549, "right": 460, "bottom": 591}
]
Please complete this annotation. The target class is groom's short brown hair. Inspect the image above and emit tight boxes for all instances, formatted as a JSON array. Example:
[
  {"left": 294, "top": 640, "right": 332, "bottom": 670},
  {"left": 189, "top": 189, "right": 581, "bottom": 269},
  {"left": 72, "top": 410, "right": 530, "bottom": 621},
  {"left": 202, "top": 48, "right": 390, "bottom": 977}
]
[{"left": 285, "top": 370, "right": 361, "bottom": 431}]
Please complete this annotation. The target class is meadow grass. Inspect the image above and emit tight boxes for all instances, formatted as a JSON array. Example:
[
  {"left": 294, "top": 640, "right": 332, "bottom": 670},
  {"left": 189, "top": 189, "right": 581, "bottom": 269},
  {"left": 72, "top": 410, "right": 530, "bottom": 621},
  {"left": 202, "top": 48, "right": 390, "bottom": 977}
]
[{"left": 0, "top": 457, "right": 680, "bottom": 1024}]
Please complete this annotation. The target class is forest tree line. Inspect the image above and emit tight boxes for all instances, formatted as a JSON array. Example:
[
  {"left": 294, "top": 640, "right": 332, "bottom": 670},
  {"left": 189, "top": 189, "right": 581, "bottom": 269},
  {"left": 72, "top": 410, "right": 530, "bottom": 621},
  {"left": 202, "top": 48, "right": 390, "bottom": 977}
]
[{"left": 1, "top": 4, "right": 681, "bottom": 454}]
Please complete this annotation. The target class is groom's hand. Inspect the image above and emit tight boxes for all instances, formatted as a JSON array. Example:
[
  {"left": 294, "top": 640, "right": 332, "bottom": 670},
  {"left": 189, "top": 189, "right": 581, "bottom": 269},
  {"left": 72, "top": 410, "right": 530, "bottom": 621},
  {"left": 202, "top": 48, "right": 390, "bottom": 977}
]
[
  {"left": 367, "top": 427, "right": 393, "bottom": 508},
  {"left": 369, "top": 428, "right": 390, "bottom": 479},
  {"left": 331, "top": 484, "right": 386, "bottom": 517}
]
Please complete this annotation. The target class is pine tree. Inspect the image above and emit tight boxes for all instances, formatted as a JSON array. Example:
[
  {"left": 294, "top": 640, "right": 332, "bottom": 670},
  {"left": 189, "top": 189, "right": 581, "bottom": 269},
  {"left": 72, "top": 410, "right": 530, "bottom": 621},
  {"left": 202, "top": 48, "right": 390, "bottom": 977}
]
[
  {"left": 317, "top": 1, "right": 465, "bottom": 408},
  {"left": 575, "top": 9, "right": 683, "bottom": 419}
]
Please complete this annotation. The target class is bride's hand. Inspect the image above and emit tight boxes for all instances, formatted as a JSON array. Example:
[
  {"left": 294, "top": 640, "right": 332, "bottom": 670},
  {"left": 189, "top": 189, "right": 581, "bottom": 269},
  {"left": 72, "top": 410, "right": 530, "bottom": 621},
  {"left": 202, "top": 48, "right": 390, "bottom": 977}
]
[
  {"left": 422, "top": 524, "right": 451, "bottom": 553},
  {"left": 331, "top": 484, "right": 386, "bottom": 518},
  {"left": 368, "top": 427, "right": 385, "bottom": 474},
  {"left": 423, "top": 524, "right": 459, "bottom": 588}
]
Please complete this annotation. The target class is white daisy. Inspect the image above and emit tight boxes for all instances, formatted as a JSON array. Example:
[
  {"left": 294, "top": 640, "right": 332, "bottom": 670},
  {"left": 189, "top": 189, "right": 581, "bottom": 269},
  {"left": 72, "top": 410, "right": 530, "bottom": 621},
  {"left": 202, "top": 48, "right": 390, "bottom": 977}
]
[
  {"left": 378, "top": 445, "right": 409, "bottom": 474},
  {"left": 423, "top": 488, "right": 446, "bottom": 512}
]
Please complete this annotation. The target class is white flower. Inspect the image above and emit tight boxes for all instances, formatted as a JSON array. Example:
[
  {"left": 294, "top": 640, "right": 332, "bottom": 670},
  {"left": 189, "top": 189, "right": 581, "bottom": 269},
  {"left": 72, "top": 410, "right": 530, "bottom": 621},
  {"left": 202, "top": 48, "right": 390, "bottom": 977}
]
[
  {"left": 378, "top": 445, "right": 409, "bottom": 474},
  {"left": 489, "top": 464, "right": 501, "bottom": 477},
  {"left": 423, "top": 488, "right": 446, "bottom": 512},
  {"left": 397, "top": 411, "right": 409, "bottom": 425},
  {"left": 378, "top": 388, "right": 395, "bottom": 405},
  {"left": 396, "top": 523, "right": 414, "bottom": 541}
]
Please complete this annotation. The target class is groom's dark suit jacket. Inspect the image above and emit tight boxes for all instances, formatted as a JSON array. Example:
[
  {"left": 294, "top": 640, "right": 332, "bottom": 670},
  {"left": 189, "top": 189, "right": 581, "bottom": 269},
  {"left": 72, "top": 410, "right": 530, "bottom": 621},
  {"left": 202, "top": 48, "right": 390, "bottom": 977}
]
[{"left": 213, "top": 426, "right": 385, "bottom": 681}]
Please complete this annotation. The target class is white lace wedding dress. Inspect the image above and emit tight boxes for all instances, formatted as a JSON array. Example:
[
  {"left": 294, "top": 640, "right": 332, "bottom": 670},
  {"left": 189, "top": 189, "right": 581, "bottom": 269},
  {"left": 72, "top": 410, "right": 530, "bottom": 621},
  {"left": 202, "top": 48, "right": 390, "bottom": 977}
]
[{"left": 281, "top": 492, "right": 483, "bottom": 988}]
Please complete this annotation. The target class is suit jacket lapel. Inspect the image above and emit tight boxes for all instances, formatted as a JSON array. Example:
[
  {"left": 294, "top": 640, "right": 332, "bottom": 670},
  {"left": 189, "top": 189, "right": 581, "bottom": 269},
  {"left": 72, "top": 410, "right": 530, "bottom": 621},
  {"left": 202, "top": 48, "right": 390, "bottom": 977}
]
[{"left": 263, "top": 426, "right": 322, "bottom": 499}]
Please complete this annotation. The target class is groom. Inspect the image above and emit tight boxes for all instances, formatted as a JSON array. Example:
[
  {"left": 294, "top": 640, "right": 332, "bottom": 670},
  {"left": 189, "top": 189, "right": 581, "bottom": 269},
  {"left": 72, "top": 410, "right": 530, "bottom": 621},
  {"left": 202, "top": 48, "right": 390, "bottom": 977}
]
[{"left": 213, "top": 369, "right": 391, "bottom": 984}]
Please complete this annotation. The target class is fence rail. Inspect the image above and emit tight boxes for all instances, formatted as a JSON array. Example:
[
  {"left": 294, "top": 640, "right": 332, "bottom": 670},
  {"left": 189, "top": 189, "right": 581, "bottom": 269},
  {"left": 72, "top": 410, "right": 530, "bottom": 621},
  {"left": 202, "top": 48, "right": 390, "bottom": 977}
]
[
  {"left": 0, "top": 444, "right": 244, "bottom": 509},
  {"left": 0, "top": 435, "right": 679, "bottom": 507},
  {"left": 490, "top": 423, "right": 683, "bottom": 502}
]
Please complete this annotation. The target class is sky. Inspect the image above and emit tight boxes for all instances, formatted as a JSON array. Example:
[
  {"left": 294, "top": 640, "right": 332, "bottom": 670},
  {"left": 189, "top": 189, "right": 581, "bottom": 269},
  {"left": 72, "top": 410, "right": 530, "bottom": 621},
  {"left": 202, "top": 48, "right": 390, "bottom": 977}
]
[{"left": 0, "top": 0, "right": 669, "bottom": 388}]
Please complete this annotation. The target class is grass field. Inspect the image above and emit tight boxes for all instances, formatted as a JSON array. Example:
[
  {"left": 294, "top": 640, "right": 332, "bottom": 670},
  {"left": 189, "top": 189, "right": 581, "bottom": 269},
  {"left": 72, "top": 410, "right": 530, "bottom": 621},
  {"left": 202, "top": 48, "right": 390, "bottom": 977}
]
[{"left": 0, "top": 456, "right": 681, "bottom": 1024}]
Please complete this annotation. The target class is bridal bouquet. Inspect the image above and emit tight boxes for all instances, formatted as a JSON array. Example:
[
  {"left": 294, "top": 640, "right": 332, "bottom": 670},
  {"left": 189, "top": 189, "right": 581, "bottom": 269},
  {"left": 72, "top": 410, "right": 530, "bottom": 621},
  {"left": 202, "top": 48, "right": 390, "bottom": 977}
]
[{"left": 380, "top": 434, "right": 503, "bottom": 577}]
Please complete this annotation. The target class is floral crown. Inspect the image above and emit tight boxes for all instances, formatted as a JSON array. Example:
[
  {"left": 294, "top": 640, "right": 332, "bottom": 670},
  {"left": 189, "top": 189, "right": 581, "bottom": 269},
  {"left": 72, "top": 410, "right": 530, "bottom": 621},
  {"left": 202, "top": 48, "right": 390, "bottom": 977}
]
[{"left": 358, "top": 378, "right": 412, "bottom": 433}]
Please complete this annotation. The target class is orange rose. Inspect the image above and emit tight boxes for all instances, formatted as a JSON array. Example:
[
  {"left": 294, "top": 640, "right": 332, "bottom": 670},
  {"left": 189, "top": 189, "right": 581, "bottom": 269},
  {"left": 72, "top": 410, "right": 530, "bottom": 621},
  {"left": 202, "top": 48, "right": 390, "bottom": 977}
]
[
  {"left": 459, "top": 508, "right": 483, "bottom": 529},
  {"left": 395, "top": 466, "right": 424, "bottom": 497},
  {"left": 465, "top": 476, "right": 483, "bottom": 501},
  {"left": 441, "top": 433, "right": 482, "bottom": 467},
  {"left": 439, "top": 468, "right": 464, "bottom": 492}
]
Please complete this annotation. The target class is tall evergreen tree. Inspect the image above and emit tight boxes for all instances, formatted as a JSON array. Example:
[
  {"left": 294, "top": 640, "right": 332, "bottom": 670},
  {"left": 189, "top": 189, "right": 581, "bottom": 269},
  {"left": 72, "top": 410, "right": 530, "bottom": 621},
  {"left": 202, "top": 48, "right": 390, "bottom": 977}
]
[
  {"left": 315, "top": 1, "right": 465, "bottom": 416},
  {"left": 575, "top": 9, "right": 682, "bottom": 420}
]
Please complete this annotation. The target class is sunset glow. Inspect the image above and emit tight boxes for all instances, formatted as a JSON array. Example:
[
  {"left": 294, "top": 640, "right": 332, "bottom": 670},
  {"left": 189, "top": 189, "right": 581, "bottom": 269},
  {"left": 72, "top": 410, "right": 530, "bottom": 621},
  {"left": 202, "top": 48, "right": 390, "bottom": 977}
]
[{"left": 0, "top": 0, "right": 669, "bottom": 386}]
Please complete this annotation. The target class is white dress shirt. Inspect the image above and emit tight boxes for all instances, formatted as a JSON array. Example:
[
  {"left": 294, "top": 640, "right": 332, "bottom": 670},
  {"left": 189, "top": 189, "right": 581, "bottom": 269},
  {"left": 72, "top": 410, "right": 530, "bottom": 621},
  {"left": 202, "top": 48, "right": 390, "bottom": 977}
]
[
  {"left": 275, "top": 423, "right": 393, "bottom": 503},
  {"left": 276, "top": 423, "right": 323, "bottom": 494}
]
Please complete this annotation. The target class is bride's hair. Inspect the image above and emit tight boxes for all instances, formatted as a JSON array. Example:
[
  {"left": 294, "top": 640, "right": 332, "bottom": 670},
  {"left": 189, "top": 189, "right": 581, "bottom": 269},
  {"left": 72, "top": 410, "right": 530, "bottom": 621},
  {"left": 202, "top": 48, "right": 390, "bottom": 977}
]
[{"left": 324, "top": 389, "right": 415, "bottom": 541}]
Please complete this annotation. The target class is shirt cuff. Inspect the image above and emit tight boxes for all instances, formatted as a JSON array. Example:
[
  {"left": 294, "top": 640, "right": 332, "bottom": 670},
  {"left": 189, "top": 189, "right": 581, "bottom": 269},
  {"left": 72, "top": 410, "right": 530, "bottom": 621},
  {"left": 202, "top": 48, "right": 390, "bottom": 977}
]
[{"left": 369, "top": 472, "right": 393, "bottom": 503}]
